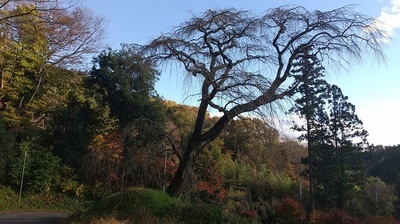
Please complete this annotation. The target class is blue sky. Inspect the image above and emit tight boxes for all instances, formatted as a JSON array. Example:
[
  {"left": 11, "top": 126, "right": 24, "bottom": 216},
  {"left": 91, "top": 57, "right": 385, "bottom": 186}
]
[{"left": 84, "top": 0, "right": 400, "bottom": 146}]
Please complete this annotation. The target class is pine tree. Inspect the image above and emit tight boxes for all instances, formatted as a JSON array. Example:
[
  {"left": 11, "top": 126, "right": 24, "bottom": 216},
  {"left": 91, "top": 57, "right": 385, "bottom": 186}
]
[
  {"left": 290, "top": 45, "right": 369, "bottom": 210},
  {"left": 324, "top": 85, "right": 368, "bottom": 208},
  {"left": 289, "top": 48, "right": 329, "bottom": 211}
]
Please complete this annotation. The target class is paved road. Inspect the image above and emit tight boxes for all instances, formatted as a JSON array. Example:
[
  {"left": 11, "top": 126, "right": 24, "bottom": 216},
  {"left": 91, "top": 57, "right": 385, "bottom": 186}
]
[{"left": 0, "top": 210, "right": 71, "bottom": 224}]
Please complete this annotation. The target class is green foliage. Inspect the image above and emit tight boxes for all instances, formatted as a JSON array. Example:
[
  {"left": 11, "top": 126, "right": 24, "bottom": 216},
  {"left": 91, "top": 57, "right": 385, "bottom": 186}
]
[
  {"left": 164, "top": 100, "right": 199, "bottom": 145},
  {"left": 223, "top": 162, "right": 253, "bottom": 184},
  {"left": 219, "top": 154, "right": 240, "bottom": 181},
  {"left": 290, "top": 49, "right": 369, "bottom": 211},
  {"left": 0, "top": 185, "right": 89, "bottom": 211},
  {"left": 0, "top": 185, "right": 17, "bottom": 210},
  {"left": 46, "top": 89, "right": 117, "bottom": 169},
  {"left": 369, "top": 146, "right": 400, "bottom": 185},
  {"left": 221, "top": 161, "right": 297, "bottom": 223},
  {"left": 88, "top": 44, "right": 165, "bottom": 125},
  {"left": 244, "top": 166, "right": 296, "bottom": 201},
  {"left": 195, "top": 137, "right": 228, "bottom": 203},
  {"left": 289, "top": 47, "right": 328, "bottom": 141},
  {"left": 326, "top": 85, "right": 368, "bottom": 147},
  {"left": 20, "top": 193, "right": 88, "bottom": 211},
  {"left": 223, "top": 118, "right": 280, "bottom": 168},
  {"left": 58, "top": 166, "right": 85, "bottom": 198},
  {"left": 0, "top": 117, "right": 14, "bottom": 181},
  {"left": 30, "top": 68, "right": 87, "bottom": 127},
  {"left": 72, "top": 188, "right": 238, "bottom": 224},
  {"left": 8, "top": 140, "right": 65, "bottom": 193},
  {"left": 348, "top": 176, "right": 398, "bottom": 217},
  {"left": 0, "top": 4, "right": 49, "bottom": 127}
]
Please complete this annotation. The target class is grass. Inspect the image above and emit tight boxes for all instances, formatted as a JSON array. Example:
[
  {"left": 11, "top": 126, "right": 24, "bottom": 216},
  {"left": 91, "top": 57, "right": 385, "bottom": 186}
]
[
  {"left": 0, "top": 185, "right": 90, "bottom": 212},
  {"left": 67, "top": 187, "right": 243, "bottom": 224},
  {"left": 86, "top": 215, "right": 129, "bottom": 224},
  {"left": 1, "top": 185, "right": 246, "bottom": 223}
]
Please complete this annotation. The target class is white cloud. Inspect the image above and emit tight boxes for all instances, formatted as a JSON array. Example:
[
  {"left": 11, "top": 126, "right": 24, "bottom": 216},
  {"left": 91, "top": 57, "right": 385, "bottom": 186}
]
[{"left": 377, "top": 0, "right": 400, "bottom": 38}]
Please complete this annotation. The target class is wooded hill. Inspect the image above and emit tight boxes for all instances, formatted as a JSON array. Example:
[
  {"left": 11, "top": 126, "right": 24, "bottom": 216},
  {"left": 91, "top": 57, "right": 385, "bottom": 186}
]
[{"left": 0, "top": 1, "right": 399, "bottom": 223}]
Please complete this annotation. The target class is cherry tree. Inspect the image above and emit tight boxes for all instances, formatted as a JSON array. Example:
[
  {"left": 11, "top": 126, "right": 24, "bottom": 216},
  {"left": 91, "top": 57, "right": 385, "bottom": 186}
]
[{"left": 143, "top": 6, "right": 385, "bottom": 197}]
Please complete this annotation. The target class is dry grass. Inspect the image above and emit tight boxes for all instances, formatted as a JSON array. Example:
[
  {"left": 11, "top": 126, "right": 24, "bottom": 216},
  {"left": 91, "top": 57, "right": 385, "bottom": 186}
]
[
  {"left": 89, "top": 215, "right": 128, "bottom": 224},
  {"left": 84, "top": 207, "right": 178, "bottom": 224}
]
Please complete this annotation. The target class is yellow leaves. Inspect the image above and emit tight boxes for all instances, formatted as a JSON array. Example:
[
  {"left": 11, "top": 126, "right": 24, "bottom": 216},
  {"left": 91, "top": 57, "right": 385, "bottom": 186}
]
[
  {"left": 89, "top": 131, "right": 124, "bottom": 161},
  {"left": 353, "top": 184, "right": 361, "bottom": 192}
]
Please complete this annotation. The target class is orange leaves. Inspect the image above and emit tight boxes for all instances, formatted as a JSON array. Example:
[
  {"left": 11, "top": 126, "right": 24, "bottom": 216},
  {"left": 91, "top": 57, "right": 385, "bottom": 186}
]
[
  {"left": 197, "top": 181, "right": 214, "bottom": 194},
  {"left": 157, "top": 157, "right": 177, "bottom": 178},
  {"left": 273, "top": 197, "right": 306, "bottom": 222},
  {"left": 89, "top": 131, "right": 124, "bottom": 161},
  {"left": 197, "top": 174, "right": 226, "bottom": 204},
  {"left": 239, "top": 208, "right": 257, "bottom": 219},
  {"left": 83, "top": 130, "right": 124, "bottom": 195}
]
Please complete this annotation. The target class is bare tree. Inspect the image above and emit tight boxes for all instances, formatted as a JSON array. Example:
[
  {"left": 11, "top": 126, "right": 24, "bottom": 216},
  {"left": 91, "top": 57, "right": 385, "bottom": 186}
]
[
  {"left": 0, "top": 0, "right": 106, "bottom": 121},
  {"left": 25, "top": 4, "right": 107, "bottom": 105},
  {"left": 143, "top": 6, "right": 385, "bottom": 197},
  {"left": 0, "top": 0, "right": 103, "bottom": 68}
]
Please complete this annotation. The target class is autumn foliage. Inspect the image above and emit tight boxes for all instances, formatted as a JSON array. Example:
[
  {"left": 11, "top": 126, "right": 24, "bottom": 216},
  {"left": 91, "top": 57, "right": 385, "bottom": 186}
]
[
  {"left": 364, "top": 216, "right": 399, "bottom": 224},
  {"left": 83, "top": 130, "right": 124, "bottom": 195},
  {"left": 197, "top": 174, "right": 226, "bottom": 204},
  {"left": 312, "top": 209, "right": 362, "bottom": 224},
  {"left": 273, "top": 197, "right": 306, "bottom": 223}
]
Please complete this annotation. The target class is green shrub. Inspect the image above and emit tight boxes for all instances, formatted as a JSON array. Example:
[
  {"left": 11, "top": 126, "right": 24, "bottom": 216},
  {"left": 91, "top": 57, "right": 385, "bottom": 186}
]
[
  {"left": 0, "top": 185, "right": 18, "bottom": 210},
  {"left": 71, "top": 187, "right": 242, "bottom": 224},
  {"left": 0, "top": 185, "right": 89, "bottom": 212},
  {"left": 179, "top": 203, "right": 223, "bottom": 224},
  {"left": 9, "top": 141, "right": 63, "bottom": 193}
]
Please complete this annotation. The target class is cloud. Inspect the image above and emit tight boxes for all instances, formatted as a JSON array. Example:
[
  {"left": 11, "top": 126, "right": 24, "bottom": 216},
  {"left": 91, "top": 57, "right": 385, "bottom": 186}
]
[{"left": 376, "top": 0, "right": 400, "bottom": 38}]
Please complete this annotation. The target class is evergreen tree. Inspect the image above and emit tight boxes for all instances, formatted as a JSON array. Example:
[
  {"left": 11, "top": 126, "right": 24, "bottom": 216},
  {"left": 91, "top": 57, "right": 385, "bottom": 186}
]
[
  {"left": 289, "top": 49, "right": 368, "bottom": 211},
  {"left": 87, "top": 44, "right": 165, "bottom": 126},
  {"left": 300, "top": 84, "right": 368, "bottom": 210},
  {"left": 324, "top": 85, "right": 368, "bottom": 208},
  {"left": 289, "top": 48, "right": 329, "bottom": 211},
  {"left": 46, "top": 88, "right": 116, "bottom": 170}
]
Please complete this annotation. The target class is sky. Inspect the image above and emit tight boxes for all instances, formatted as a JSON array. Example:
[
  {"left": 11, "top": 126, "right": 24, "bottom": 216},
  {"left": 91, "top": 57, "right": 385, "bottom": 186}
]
[{"left": 84, "top": 0, "right": 400, "bottom": 146}]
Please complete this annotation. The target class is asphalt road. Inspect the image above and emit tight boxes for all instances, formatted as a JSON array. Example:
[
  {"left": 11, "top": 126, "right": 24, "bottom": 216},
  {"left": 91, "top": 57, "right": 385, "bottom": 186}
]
[{"left": 0, "top": 210, "right": 71, "bottom": 224}]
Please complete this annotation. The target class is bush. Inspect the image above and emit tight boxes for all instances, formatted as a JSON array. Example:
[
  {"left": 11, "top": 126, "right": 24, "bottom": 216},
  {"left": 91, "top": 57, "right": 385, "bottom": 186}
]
[
  {"left": 364, "top": 216, "right": 399, "bottom": 224},
  {"left": 70, "top": 187, "right": 241, "bottom": 224},
  {"left": 0, "top": 185, "right": 89, "bottom": 211},
  {"left": 273, "top": 197, "right": 306, "bottom": 223},
  {"left": 9, "top": 141, "right": 63, "bottom": 193},
  {"left": 313, "top": 209, "right": 362, "bottom": 224},
  {"left": 0, "top": 185, "right": 18, "bottom": 210}
]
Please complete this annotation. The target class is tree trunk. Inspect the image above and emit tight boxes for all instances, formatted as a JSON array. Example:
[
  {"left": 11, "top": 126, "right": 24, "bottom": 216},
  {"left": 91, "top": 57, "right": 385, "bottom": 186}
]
[
  {"left": 337, "top": 152, "right": 345, "bottom": 208},
  {"left": 304, "top": 81, "right": 315, "bottom": 212},
  {"left": 306, "top": 114, "right": 315, "bottom": 212},
  {"left": 0, "top": 69, "right": 3, "bottom": 89},
  {"left": 167, "top": 146, "right": 197, "bottom": 197}
]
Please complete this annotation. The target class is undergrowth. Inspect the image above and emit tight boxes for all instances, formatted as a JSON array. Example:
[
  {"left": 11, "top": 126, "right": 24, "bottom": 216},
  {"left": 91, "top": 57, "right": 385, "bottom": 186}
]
[
  {"left": 0, "top": 185, "right": 89, "bottom": 212},
  {"left": 67, "top": 187, "right": 245, "bottom": 224}
]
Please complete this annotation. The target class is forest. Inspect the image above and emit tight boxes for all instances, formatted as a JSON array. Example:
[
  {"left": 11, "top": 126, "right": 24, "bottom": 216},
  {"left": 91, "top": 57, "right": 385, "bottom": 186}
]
[{"left": 0, "top": 1, "right": 399, "bottom": 223}]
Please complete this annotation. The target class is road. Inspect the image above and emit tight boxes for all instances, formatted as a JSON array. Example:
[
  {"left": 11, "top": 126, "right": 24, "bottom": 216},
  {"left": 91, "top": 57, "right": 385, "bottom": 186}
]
[{"left": 0, "top": 210, "right": 71, "bottom": 224}]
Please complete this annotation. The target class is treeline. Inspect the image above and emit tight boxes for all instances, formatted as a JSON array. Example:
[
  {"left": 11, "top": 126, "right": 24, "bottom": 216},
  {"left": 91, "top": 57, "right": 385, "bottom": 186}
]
[{"left": 0, "top": 43, "right": 399, "bottom": 222}]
